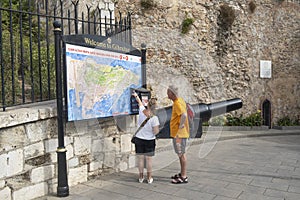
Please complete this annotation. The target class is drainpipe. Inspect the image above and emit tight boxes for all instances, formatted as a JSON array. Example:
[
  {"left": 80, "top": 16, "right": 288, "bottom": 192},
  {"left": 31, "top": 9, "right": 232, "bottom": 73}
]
[{"left": 141, "top": 43, "right": 147, "bottom": 89}]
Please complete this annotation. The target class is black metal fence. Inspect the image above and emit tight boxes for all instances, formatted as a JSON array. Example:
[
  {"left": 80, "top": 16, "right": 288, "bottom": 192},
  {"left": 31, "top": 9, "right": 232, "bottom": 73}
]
[{"left": 0, "top": 0, "right": 131, "bottom": 111}]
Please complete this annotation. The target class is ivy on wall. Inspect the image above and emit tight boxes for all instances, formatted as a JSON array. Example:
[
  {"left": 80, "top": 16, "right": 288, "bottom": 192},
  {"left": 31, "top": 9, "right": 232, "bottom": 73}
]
[{"left": 181, "top": 17, "right": 194, "bottom": 34}]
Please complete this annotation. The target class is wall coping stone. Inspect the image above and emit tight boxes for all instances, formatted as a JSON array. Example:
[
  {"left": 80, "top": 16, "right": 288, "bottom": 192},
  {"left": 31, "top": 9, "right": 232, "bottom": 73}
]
[{"left": 0, "top": 100, "right": 57, "bottom": 129}]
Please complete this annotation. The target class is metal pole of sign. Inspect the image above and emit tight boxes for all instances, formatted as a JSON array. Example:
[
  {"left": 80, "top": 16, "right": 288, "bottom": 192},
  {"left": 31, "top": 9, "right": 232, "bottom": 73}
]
[
  {"left": 141, "top": 43, "right": 147, "bottom": 89},
  {"left": 53, "top": 21, "right": 69, "bottom": 197}
]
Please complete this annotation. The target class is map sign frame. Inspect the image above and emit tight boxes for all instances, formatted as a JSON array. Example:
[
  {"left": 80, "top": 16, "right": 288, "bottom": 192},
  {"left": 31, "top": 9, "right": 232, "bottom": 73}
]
[{"left": 63, "top": 36, "right": 142, "bottom": 121}]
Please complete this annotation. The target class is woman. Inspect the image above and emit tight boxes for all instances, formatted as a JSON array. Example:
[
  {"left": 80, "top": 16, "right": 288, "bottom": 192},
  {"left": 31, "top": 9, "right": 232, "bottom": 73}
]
[{"left": 132, "top": 91, "right": 160, "bottom": 184}]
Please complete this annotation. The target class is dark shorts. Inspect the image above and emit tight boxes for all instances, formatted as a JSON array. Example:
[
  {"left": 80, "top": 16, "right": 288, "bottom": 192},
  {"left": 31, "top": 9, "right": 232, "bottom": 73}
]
[
  {"left": 135, "top": 137, "right": 156, "bottom": 156},
  {"left": 173, "top": 138, "right": 187, "bottom": 154}
]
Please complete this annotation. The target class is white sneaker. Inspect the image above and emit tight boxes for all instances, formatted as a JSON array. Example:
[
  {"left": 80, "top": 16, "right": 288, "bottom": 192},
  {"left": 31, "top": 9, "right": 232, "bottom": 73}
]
[
  {"left": 138, "top": 178, "right": 144, "bottom": 183},
  {"left": 147, "top": 178, "right": 153, "bottom": 184}
]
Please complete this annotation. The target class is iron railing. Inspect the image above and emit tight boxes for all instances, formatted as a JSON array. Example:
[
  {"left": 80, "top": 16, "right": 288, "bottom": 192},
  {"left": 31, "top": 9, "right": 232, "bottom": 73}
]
[{"left": 0, "top": 0, "right": 132, "bottom": 111}]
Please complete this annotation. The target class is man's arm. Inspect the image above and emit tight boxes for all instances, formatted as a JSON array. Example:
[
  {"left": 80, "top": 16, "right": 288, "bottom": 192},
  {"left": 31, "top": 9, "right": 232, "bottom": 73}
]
[{"left": 179, "top": 112, "right": 187, "bottom": 129}]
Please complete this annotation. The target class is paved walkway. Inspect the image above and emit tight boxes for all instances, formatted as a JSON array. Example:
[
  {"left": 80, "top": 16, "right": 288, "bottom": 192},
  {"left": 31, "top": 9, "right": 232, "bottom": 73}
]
[{"left": 36, "top": 129, "right": 300, "bottom": 200}]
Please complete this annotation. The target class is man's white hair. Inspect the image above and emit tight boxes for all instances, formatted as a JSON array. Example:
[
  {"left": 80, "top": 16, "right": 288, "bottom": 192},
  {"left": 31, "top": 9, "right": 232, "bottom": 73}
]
[{"left": 168, "top": 85, "right": 178, "bottom": 97}]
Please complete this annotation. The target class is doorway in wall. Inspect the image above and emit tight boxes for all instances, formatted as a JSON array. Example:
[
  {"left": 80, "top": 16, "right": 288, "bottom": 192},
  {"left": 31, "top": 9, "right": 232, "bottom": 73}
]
[{"left": 262, "top": 99, "right": 271, "bottom": 128}]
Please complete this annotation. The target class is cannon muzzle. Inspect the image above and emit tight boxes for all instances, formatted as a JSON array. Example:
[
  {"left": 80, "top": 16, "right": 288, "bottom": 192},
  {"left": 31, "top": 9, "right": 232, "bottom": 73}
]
[{"left": 156, "top": 98, "right": 243, "bottom": 138}]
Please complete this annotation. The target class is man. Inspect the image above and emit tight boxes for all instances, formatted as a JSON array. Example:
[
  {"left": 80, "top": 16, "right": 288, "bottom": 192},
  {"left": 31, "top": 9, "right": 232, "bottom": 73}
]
[{"left": 167, "top": 85, "right": 189, "bottom": 184}]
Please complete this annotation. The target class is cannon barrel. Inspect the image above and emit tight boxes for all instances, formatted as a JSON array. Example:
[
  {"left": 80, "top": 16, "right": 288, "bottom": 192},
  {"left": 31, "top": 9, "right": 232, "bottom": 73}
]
[{"left": 156, "top": 98, "right": 243, "bottom": 138}]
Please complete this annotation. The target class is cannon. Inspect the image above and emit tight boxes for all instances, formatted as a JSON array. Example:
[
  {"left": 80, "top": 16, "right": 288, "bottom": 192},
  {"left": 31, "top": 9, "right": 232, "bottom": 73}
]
[{"left": 156, "top": 98, "right": 243, "bottom": 138}]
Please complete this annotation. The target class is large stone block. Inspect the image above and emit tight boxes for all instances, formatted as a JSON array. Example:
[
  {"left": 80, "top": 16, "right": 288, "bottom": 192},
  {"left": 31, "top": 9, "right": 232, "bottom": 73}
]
[
  {"left": 68, "top": 165, "right": 88, "bottom": 187},
  {"left": 0, "top": 108, "right": 39, "bottom": 129},
  {"left": 0, "top": 153, "right": 8, "bottom": 178},
  {"left": 0, "top": 187, "right": 11, "bottom": 200},
  {"left": 0, "top": 126, "right": 27, "bottom": 151},
  {"left": 68, "top": 157, "right": 79, "bottom": 168},
  {"left": 12, "top": 182, "right": 48, "bottom": 200},
  {"left": 7, "top": 149, "right": 23, "bottom": 177},
  {"left": 49, "top": 152, "right": 57, "bottom": 163},
  {"left": 67, "top": 120, "right": 90, "bottom": 136},
  {"left": 103, "top": 137, "right": 117, "bottom": 152},
  {"left": 104, "top": 152, "right": 115, "bottom": 168},
  {"left": 0, "top": 180, "right": 5, "bottom": 188},
  {"left": 47, "top": 178, "right": 57, "bottom": 194},
  {"left": 120, "top": 134, "right": 132, "bottom": 153},
  {"left": 118, "top": 160, "right": 128, "bottom": 172},
  {"left": 88, "top": 160, "right": 103, "bottom": 172},
  {"left": 45, "top": 139, "right": 58, "bottom": 153},
  {"left": 74, "top": 136, "right": 92, "bottom": 156},
  {"left": 37, "top": 102, "right": 56, "bottom": 119},
  {"left": 128, "top": 154, "right": 136, "bottom": 169},
  {"left": 26, "top": 119, "right": 57, "bottom": 142},
  {"left": 24, "top": 142, "right": 45, "bottom": 159},
  {"left": 114, "top": 115, "right": 136, "bottom": 133},
  {"left": 92, "top": 153, "right": 104, "bottom": 164},
  {"left": 31, "top": 165, "right": 55, "bottom": 183},
  {"left": 66, "top": 144, "right": 74, "bottom": 160},
  {"left": 92, "top": 139, "right": 104, "bottom": 153}
]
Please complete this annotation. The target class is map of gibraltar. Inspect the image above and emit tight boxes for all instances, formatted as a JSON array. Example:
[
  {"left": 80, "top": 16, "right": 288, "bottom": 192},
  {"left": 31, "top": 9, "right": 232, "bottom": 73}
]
[{"left": 66, "top": 44, "right": 141, "bottom": 121}]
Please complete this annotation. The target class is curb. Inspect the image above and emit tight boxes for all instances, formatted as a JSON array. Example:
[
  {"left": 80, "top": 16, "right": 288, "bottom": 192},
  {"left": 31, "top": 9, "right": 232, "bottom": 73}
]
[
  {"left": 273, "top": 126, "right": 300, "bottom": 130},
  {"left": 202, "top": 126, "right": 269, "bottom": 131},
  {"left": 189, "top": 129, "right": 300, "bottom": 145}
]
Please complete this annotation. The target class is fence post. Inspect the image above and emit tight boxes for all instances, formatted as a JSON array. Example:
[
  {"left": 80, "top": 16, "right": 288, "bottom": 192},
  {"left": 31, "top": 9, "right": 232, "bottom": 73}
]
[{"left": 53, "top": 21, "right": 69, "bottom": 197}]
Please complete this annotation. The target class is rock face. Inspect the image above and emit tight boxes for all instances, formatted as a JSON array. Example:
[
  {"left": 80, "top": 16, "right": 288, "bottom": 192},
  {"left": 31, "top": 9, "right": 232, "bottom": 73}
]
[{"left": 114, "top": 0, "right": 300, "bottom": 125}]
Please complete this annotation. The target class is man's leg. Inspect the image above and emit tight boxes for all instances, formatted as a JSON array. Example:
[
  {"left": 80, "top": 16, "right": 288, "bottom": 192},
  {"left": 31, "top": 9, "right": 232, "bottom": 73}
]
[{"left": 179, "top": 153, "right": 187, "bottom": 178}]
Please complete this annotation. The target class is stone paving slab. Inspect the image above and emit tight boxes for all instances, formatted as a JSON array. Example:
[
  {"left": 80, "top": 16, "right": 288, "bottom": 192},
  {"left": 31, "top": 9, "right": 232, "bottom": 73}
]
[{"left": 35, "top": 129, "right": 300, "bottom": 200}]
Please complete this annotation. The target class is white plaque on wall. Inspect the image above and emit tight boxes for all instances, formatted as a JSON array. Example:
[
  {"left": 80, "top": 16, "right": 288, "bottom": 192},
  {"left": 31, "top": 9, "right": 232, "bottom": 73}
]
[{"left": 260, "top": 60, "right": 272, "bottom": 78}]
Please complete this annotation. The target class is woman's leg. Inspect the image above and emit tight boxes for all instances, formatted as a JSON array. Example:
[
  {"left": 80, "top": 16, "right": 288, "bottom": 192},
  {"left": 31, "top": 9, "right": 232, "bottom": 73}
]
[
  {"left": 138, "top": 155, "right": 144, "bottom": 179},
  {"left": 146, "top": 156, "right": 152, "bottom": 180}
]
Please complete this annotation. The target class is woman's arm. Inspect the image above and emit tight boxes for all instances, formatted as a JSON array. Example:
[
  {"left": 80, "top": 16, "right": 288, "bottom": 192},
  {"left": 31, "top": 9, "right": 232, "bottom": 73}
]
[
  {"left": 132, "top": 91, "right": 148, "bottom": 116},
  {"left": 132, "top": 91, "right": 143, "bottom": 107},
  {"left": 153, "top": 125, "right": 159, "bottom": 135}
]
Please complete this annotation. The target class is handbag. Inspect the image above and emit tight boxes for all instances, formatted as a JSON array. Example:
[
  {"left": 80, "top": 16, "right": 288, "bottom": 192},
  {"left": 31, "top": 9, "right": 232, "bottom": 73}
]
[{"left": 131, "top": 116, "right": 152, "bottom": 144}]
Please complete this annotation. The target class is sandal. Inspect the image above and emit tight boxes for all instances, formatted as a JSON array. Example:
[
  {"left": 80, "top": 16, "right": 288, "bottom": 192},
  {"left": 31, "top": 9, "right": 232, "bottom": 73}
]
[
  {"left": 138, "top": 178, "right": 144, "bottom": 183},
  {"left": 171, "top": 173, "right": 181, "bottom": 179},
  {"left": 171, "top": 176, "right": 188, "bottom": 184}
]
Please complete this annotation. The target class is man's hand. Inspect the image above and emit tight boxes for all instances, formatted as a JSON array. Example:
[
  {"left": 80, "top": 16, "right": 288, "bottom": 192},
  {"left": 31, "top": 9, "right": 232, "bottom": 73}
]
[{"left": 179, "top": 124, "right": 185, "bottom": 129}]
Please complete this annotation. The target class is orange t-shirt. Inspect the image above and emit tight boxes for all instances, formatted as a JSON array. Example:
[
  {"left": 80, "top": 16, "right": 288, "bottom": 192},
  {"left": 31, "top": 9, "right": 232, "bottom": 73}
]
[{"left": 170, "top": 97, "right": 190, "bottom": 138}]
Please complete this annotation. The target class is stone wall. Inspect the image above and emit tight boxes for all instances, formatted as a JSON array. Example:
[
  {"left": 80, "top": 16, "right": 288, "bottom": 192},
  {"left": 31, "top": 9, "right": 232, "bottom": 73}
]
[
  {"left": 0, "top": 101, "right": 137, "bottom": 200},
  {"left": 115, "top": 0, "right": 300, "bottom": 124}
]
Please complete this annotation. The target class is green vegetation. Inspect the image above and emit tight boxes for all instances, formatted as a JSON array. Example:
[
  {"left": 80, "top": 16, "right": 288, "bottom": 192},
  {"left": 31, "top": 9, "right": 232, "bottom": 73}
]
[
  {"left": 0, "top": 0, "right": 56, "bottom": 106},
  {"left": 248, "top": 1, "right": 256, "bottom": 13},
  {"left": 140, "top": 0, "right": 156, "bottom": 10},
  {"left": 218, "top": 4, "right": 235, "bottom": 30},
  {"left": 276, "top": 116, "right": 300, "bottom": 126},
  {"left": 181, "top": 17, "right": 194, "bottom": 34},
  {"left": 204, "top": 112, "right": 300, "bottom": 127},
  {"left": 203, "top": 110, "right": 263, "bottom": 127},
  {"left": 226, "top": 110, "right": 262, "bottom": 126}
]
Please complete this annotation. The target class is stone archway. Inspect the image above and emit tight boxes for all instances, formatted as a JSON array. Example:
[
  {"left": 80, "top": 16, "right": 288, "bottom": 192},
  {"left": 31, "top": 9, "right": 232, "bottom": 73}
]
[{"left": 262, "top": 99, "right": 271, "bottom": 128}]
